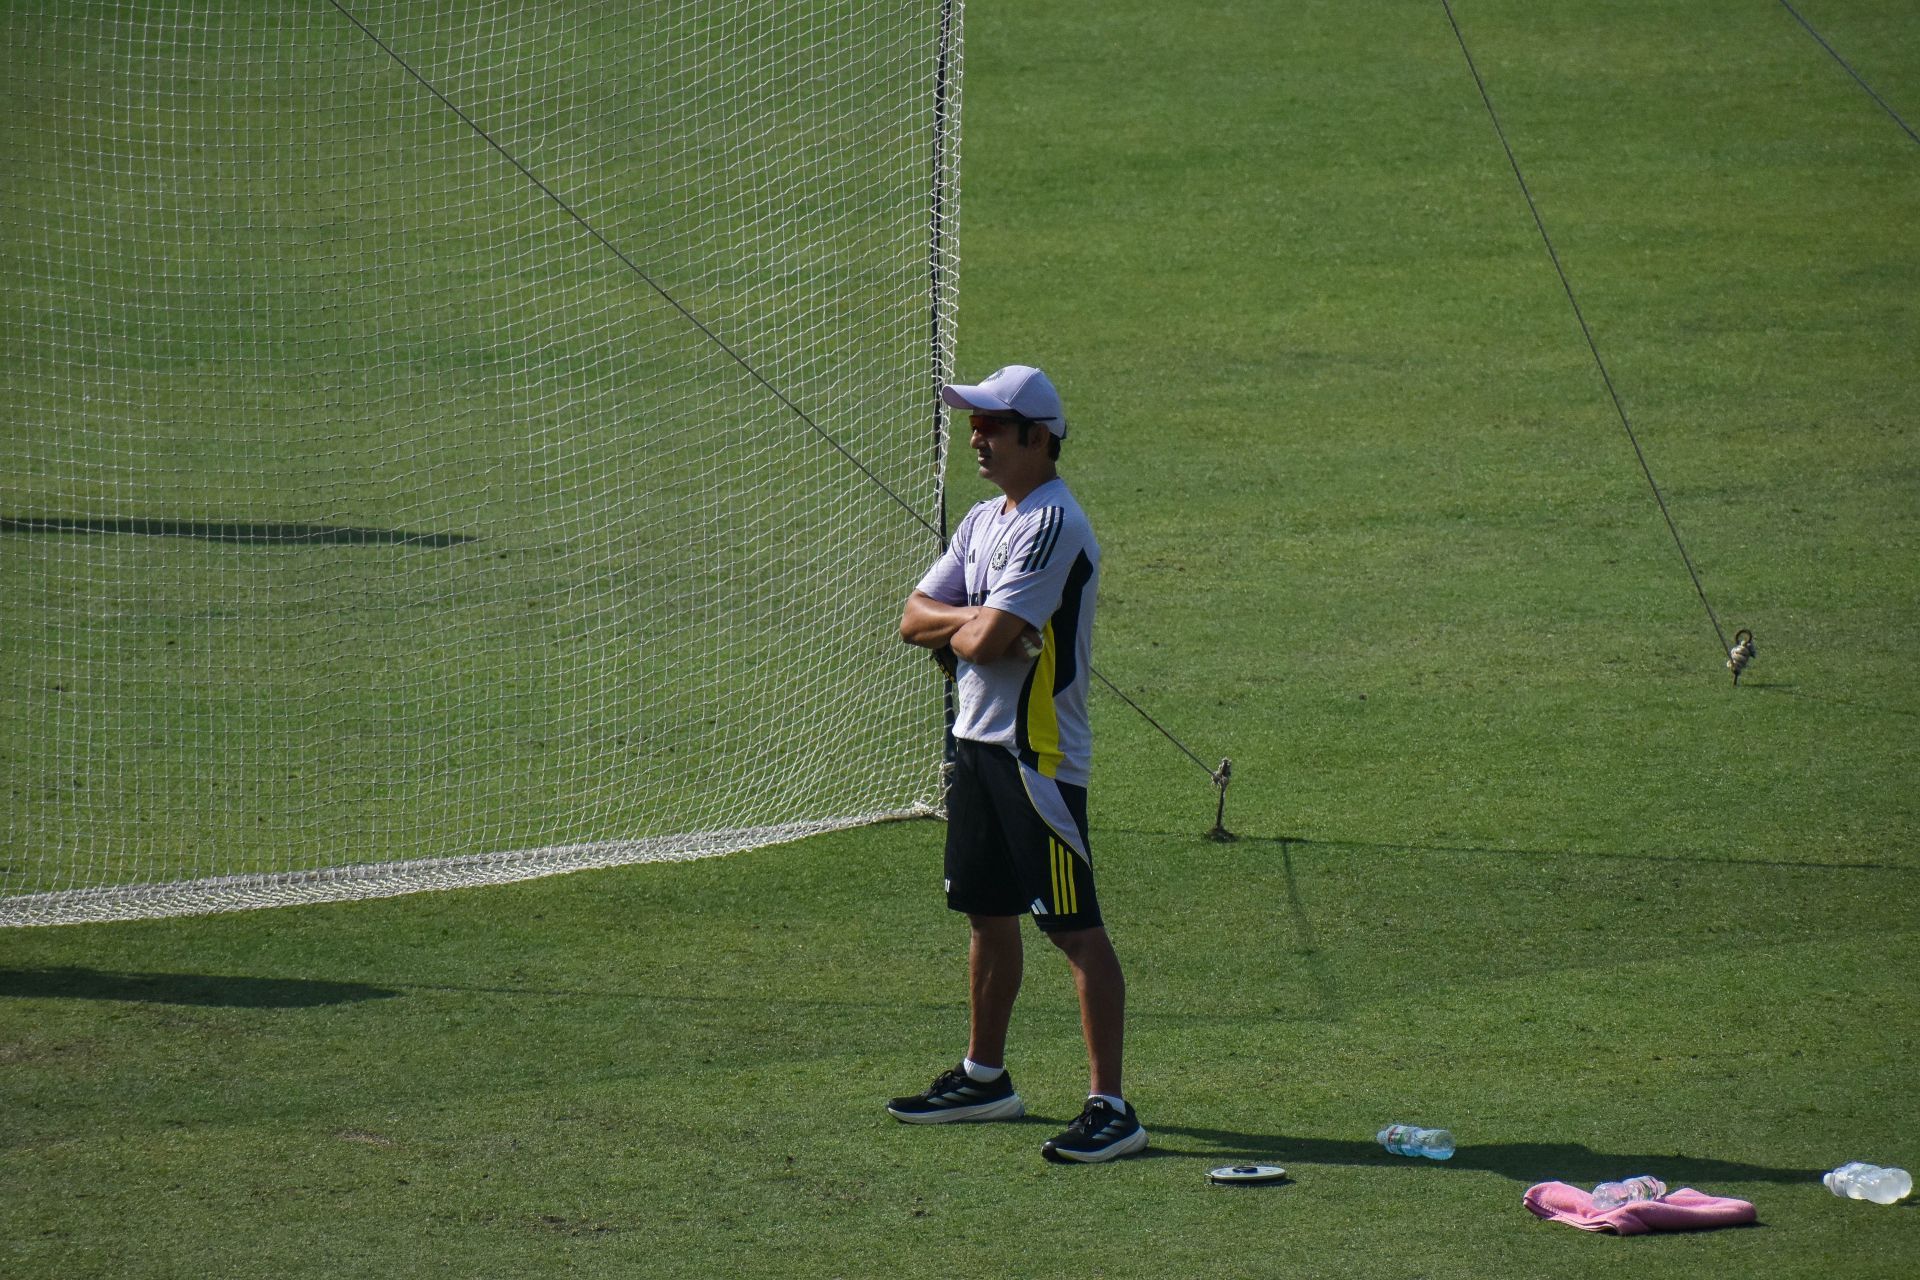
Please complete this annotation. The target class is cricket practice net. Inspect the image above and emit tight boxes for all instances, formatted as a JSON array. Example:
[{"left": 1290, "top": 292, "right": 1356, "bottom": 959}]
[{"left": 1, "top": 1, "right": 962, "bottom": 925}]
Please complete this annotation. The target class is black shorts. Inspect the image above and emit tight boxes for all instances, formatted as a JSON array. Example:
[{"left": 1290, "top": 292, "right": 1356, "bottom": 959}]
[{"left": 944, "top": 737, "right": 1101, "bottom": 933}]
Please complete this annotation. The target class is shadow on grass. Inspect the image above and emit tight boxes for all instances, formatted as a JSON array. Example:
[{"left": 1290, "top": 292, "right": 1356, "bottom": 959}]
[
  {"left": 1109, "top": 829, "right": 1920, "bottom": 876},
  {"left": 1147, "top": 1124, "right": 1822, "bottom": 1186},
  {"left": 0, "top": 966, "right": 398, "bottom": 1008},
  {"left": 0, "top": 516, "right": 475, "bottom": 547}
]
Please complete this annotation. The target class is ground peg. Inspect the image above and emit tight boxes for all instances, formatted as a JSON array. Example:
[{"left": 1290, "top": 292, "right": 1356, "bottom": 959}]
[
  {"left": 1727, "top": 629, "right": 1756, "bottom": 685},
  {"left": 1207, "top": 758, "right": 1237, "bottom": 843}
]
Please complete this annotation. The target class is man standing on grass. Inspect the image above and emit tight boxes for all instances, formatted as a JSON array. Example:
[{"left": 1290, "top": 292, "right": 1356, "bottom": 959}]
[{"left": 889, "top": 364, "right": 1145, "bottom": 1164}]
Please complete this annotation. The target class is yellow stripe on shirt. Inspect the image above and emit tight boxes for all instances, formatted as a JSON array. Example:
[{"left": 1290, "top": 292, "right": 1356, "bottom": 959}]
[{"left": 1024, "top": 621, "right": 1063, "bottom": 778}]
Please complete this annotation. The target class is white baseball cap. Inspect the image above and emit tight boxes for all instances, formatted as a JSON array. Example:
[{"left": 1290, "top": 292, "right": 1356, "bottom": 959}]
[{"left": 941, "top": 364, "right": 1068, "bottom": 438}]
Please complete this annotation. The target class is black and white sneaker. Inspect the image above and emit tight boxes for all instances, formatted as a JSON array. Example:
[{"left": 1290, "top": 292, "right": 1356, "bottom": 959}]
[
  {"left": 887, "top": 1064, "right": 1026, "bottom": 1124},
  {"left": 1041, "top": 1097, "right": 1148, "bottom": 1163}
]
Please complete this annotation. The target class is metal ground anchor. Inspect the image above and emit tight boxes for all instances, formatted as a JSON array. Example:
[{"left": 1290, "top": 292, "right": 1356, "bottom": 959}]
[{"left": 1207, "top": 758, "right": 1237, "bottom": 843}]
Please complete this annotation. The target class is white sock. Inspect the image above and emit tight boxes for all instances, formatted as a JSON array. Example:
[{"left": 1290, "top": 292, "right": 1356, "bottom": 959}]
[
  {"left": 1091, "top": 1093, "right": 1127, "bottom": 1114},
  {"left": 963, "top": 1058, "right": 1005, "bottom": 1083}
]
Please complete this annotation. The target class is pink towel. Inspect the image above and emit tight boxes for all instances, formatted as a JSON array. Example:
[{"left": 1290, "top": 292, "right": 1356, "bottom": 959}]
[{"left": 1524, "top": 1181, "right": 1757, "bottom": 1234}]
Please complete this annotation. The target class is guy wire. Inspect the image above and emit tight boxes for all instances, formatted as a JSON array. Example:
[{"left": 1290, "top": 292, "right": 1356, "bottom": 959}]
[
  {"left": 325, "top": 0, "right": 931, "bottom": 539},
  {"left": 330, "top": 2, "right": 1226, "bottom": 788},
  {"left": 1093, "top": 669, "right": 1223, "bottom": 783},
  {"left": 1777, "top": 0, "right": 1920, "bottom": 148},
  {"left": 1438, "top": 0, "right": 1732, "bottom": 656}
]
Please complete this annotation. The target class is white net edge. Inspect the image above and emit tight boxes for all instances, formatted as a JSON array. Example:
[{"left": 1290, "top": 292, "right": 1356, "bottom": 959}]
[{"left": 0, "top": 806, "right": 940, "bottom": 928}]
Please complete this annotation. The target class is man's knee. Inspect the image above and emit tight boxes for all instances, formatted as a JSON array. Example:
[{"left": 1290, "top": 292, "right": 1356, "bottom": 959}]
[{"left": 1044, "top": 924, "right": 1111, "bottom": 958}]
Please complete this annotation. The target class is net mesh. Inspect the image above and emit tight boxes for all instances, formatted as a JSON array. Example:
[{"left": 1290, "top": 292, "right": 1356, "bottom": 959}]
[{"left": 1, "top": 0, "right": 962, "bottom": 926}]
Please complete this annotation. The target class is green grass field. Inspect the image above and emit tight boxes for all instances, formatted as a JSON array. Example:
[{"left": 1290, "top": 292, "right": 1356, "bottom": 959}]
[{"left": 5, "top": 0, "right": 1918, "bottom": 1276}]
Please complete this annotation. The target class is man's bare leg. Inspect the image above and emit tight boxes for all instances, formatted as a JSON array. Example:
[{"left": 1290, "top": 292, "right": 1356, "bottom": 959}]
[
  {"left": 1048, "top": 925, "right": 1125, "bottom": 1098},
  {"left": 967, "top": 913, "right": 1024, "bottom": 1068}
]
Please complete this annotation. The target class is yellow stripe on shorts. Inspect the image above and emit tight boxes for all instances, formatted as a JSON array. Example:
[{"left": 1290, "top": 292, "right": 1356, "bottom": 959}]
[{"left": 1050, "top": 837, "right": 1077, "bottom": 915}]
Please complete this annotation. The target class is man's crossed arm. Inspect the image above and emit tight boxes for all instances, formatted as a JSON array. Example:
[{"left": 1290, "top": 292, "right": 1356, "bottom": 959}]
[{"left": 901, "top": 592, "right": 1043, "bottom": 666}]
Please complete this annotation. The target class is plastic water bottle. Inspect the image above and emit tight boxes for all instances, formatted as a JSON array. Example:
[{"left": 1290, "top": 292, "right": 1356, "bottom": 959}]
[
  {"left": 1592, "top": 1175, "right": 1666, "bottom": 1210},
  {"left": 1824, "top": 1162, "right": 1913, "bottom": 1205},
  {"left": 1376, "top": 1124, "right": 1455, "bottom": 1160}
]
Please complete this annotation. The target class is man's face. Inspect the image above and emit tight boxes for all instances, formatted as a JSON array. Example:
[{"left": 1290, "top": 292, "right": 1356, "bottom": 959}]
[{"left": 968, "top": 412, "right": 1047, "bottom": 487}]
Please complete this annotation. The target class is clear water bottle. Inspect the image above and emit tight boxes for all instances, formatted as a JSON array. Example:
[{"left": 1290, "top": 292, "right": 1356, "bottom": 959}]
[
  {"left": 1824, "top": 1162, "right": 1913, "bottom": 1205},
  {"left": 1376, "top": 1124, "right": 1455, "bottom": 1160},
  {"left": 1592, "top": 1175, "right": 1666, "bottom": 1210}
]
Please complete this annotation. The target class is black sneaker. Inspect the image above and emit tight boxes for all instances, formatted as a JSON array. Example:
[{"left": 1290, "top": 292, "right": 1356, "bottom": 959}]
[
  {"left": 887, "top": 1064, "right": 1025, "bottom": 1124},
  {"left": 1041, "top": 1097, "right": 1148, "bottom": 1163}
]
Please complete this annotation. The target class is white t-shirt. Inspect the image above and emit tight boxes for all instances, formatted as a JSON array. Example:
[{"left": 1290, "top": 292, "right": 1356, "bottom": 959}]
[{"left": 916, "top": 477, "right": 1100, "bottom": 786}]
